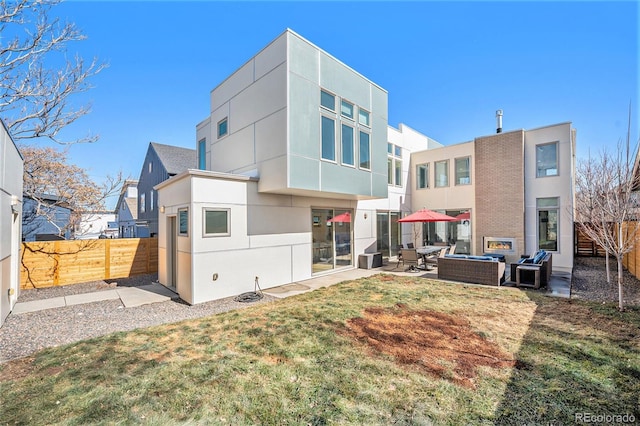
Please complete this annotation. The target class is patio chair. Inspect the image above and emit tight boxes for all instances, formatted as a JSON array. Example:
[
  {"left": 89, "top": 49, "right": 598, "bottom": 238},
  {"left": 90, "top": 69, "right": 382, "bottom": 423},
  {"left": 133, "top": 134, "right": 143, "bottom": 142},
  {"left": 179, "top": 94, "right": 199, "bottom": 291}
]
[
  {"left": 401, "top": 248, "right": 422, "bottom": 272},
  {"left": 424, "top": 247, "right": 448, "bottom": 266},
  {"left": 407, "top": 242, "right": 415, "bottom": 249},
  {"left": 448, "top": 243, "right": 457, "bottom": 255}
]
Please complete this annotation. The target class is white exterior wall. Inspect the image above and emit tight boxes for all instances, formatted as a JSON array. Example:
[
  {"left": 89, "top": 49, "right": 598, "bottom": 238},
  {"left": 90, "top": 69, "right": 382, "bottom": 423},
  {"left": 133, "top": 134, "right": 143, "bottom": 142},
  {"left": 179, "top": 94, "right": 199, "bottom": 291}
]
[
  {"left": 0, "top": 122, "right": 22, "bottom": 326},
  {"left": 524, "top": 122, "right": 575, "bottom": 271}
]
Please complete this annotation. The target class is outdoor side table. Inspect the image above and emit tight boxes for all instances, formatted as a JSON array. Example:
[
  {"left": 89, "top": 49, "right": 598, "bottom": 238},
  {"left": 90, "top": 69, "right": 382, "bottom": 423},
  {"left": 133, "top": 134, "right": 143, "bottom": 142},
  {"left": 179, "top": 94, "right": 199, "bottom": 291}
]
[{"left": 516, "top": 265, "right": 540, "bottom": 289}]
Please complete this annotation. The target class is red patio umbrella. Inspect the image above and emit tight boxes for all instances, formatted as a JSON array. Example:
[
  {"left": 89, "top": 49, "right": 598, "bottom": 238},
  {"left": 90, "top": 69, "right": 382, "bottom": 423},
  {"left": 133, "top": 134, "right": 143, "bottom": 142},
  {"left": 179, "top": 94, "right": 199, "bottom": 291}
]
[
  {"left": 398, "top": 209, "right": 457, "bottom": 223},
  {"left": 455, "top": 211, "right": 471, "bottom": 221},
  {"left": 328, "top": 211, "right": 351, "bottom": 223}
]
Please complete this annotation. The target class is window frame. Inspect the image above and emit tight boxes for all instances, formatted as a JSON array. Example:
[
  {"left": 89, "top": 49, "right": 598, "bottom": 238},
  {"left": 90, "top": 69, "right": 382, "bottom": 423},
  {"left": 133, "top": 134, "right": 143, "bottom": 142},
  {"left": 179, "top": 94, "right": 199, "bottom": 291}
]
[
  {"left": 217, "top": 117, "right": 228, "bottom": 139},
  {"left": 417, "top": 163, "right": 429, "bottom": 189},
  {"left": 359, "top": 130, "right": 371, "bottom": 170},
  {"left": 341, "top": 123, "right": 355, "bottom": 167},
  {"left": 536, "top": 197, "right": 559, "bottom": 251},
  {"left": 202, "top": 208, "right": 230, "bottom": 237},
  {"left": 320, "top": 90, "right": 336, "bottom": 111},
  {"left": 454, "top": 156, "right": 471, "bottom": 185},
  {"left": 321, "top": 114, "right": 337, "bottom": 162},
  {"left": 358, "top": 108, "right": 370, "bottom": 127},
  {"left": 536, "top": 141, "right": 559, "bottom": 178},
  {"left": 198, "top": 138, "right": 206, "bottom": 170},
  {"left": 434, "top": 160, "right": 449, "bottom": 188},
  {"left": 394, "top": 158, "right": 403, "bottom": 187},
  {"left": 340, "top": 99, "right": 354, "bottom": 120},
  {"left": 178, "top": 208, "right": 189, "bottom": 236},
  {"left": 140, "top": 193, "right": 146, "bottom": 213}
]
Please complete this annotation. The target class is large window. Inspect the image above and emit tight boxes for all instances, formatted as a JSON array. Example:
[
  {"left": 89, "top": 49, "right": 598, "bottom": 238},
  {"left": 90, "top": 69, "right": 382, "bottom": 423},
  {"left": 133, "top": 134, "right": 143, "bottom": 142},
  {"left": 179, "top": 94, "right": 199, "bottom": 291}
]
[
  {"left": 203, "top": 208, "right": 230, "bottom": 237},
  {"left": 320, "top": 89, "right": 371, "bottom": 171},
  {"left": 359, "top": 131, "right": 370, "bottom": 170},
  {"left": 198, "top": 138, "right": 206, "bottom": 170},
  {"left": 417, "top": 163, "right": 429, "bottom": 189},
  {"left": 537, "top": 197, "right": 558, "bottom": 251},
  {"left": 435, "top": 160, "right": 449, "bottom": 187},
  {"left": 341, "top": 124, "right": 354, "bottom": 166},
  {"left": 455, "top": 157, "right": 471, "bottom": 185},
  {"left": 217, "top": 118, "right": 228, "bottom": 138},
  {"left": 321, "top": 116, "right": 336, "bottom": 161},
  {"left": 536, "top": 142, "right": 558, "bottom": 177}
]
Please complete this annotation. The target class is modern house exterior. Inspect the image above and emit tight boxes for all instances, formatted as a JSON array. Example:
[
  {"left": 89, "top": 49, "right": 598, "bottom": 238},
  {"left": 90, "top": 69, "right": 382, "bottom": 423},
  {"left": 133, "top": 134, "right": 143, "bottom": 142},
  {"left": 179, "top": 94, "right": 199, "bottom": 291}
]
[
  {"left": 21, "top": 195, "right": 73, "bottom": 241},
  {"left": 137, "top": 142, "right": 196, "bottom": 237},
  {"left": 156, "top": 29, "right": 575, "bottom": 305},
  {"left": 0, "top": 119, "right": 23, "bottom": 326},
  {"left": 116, "top": 180, "right": 148, "bottom": 238}
]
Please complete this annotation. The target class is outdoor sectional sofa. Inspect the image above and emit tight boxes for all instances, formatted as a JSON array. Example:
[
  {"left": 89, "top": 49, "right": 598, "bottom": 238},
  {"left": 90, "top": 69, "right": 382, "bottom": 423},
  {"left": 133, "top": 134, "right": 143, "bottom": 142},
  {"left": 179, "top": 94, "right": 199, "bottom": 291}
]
[{"left": 437, "top": 254, "right": 506, "bottom": 286}]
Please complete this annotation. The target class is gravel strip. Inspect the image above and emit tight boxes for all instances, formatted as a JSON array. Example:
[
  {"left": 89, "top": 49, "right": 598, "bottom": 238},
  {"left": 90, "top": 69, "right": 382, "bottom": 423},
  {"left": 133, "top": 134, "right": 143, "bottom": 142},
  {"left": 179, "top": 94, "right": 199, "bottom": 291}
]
[
  {"left": 0, "top": 274, "right": 277, "bottom": 363},
  {"left": 572, "top": 256, "right": 640, "bottom": 306}
]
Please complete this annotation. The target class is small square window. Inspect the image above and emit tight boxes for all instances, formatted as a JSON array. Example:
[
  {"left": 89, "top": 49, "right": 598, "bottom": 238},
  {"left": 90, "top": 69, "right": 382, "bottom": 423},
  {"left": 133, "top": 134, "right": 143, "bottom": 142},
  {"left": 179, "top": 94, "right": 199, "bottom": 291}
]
[
  {"left": 358, "top": 109, "right": 370, "bottom": 126},
  {"left": 341, "top": 100, "right": 354, "bottom": 119},
  {"left": 178, "top": 208, "right": 188, "bottom": 236},
  {"left": 203, "top": 208, "right": 230, "bottom": 237},
  {"left": 394, "top": 145, "right": 402, "bottom": 158},
  {"left": 320, "top": 90, "right": 335, "bottom": 111},
  {"left": 217, "top": 118, "right": 228, "bottom": 139}
]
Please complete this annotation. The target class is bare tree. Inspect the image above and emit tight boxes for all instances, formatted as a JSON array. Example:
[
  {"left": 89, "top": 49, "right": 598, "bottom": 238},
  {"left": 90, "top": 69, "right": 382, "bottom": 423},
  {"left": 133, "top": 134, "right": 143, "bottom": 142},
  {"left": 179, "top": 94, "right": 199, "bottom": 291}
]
[
  {"left": 575, "top": 112, "right": 639, "bottom": 310},
  {"left": 21, "top": 145, "right": 122, "bottom": 240},
  {"left": 1, "top": 0, "right": 105, "bottom": 145}
]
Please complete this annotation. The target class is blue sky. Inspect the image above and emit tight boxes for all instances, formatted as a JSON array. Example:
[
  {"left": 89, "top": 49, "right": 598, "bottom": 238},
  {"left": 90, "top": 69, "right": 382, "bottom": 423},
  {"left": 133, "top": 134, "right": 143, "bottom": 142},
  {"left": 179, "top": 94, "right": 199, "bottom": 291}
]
[{"left": 48, "top": 1, "right": 638, "bottom": 208}]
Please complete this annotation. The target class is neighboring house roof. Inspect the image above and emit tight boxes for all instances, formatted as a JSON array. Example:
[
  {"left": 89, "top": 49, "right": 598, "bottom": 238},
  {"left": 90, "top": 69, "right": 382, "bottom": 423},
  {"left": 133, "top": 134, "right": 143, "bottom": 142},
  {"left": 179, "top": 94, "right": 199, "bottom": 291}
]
[{"left": 150, "top": 142, "right": 196, "bottom": 175}]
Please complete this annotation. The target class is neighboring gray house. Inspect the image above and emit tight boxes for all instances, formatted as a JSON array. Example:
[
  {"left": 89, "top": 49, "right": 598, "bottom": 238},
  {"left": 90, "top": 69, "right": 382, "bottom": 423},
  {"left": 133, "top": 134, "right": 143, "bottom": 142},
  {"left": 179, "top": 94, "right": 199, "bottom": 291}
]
[
  {"left": 1, "top": 118, "right": 23, "bottom": 327},
  {"left": 137, "top": 143, "right": 196, "bottom": 236},
  {"left": 22, "top": 195, "right": 73, "bottom": 241},
  {"left": 115, "top": 179, "right": 148, "bottom": 238}
]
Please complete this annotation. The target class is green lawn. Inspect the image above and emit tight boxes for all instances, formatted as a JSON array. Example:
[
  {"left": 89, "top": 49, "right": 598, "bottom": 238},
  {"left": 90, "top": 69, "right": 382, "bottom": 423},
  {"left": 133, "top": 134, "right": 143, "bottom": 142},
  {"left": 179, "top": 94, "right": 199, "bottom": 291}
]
[{"left": 1, "top": 274, "right": 639, "bottom": 425}]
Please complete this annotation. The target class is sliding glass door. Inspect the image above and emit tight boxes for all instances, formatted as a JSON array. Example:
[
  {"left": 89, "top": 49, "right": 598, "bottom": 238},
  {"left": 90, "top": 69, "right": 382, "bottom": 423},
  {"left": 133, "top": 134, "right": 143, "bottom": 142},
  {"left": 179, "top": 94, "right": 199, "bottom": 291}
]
[
  {"left": 376, "top": 211, "right": 401, "bottom": 257},
  {"left": 312, "top": 209, "right": 353, "bottom": 274}
]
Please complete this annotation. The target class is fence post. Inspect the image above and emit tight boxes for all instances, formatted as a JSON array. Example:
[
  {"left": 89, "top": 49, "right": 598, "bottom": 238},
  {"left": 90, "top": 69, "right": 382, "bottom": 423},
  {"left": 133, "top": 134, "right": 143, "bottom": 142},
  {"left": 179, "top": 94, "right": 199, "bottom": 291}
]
[
  {"left": 53, "top": 241, "right": 60, "bottom": 287},
  {"left": 105, "top": 239, "right": 111, "bottom": 280}
]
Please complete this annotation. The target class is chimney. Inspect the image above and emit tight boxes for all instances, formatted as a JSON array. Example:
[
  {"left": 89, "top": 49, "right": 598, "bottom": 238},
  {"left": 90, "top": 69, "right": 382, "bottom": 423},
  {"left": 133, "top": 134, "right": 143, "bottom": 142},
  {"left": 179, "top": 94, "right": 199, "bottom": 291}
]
[{"left": 496, "top": 110, "right": 503, "bottom": 133}]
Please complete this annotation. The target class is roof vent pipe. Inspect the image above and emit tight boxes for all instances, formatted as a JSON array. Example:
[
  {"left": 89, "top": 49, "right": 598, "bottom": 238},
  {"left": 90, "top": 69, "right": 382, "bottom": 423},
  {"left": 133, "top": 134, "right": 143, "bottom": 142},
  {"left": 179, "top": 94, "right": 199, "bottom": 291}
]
[{"left": 496, "top": 110, "right": 503, "bottom": 133}]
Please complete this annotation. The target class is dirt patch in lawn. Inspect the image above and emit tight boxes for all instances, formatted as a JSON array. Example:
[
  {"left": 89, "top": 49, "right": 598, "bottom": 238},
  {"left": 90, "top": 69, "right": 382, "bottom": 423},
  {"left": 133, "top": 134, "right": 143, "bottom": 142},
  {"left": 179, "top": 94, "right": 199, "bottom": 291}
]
[{"left": 345, "top": 304, "right": 515, "bottom": 388}]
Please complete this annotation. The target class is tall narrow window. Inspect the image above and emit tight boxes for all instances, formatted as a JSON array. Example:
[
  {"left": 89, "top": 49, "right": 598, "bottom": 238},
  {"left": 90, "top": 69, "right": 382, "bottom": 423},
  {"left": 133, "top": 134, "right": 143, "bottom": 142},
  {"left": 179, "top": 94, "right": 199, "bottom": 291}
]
[
  {"left": 455, "top": 157, "right": 471, "bottom": 185},
  {"left": 359, "top": 131, "right": 370, "bottom": 170},
  {"left": 536, "top": 142, "right": 558, "bottom": 177},
  {"left": 341, "top": 124, "right": 354, "bottom": 166},
  {"left": 178, "top": 208, "right": 188, "bottom": 236},
  {"left": 140, "top": 193, "right": 146, "bottom": 213},
  {"left": 435, "top": 160, "right": 449, "bottom": 187},
  {"left": 150, "top": 190, "right": 154, "bottom": 211},
  {"left": 417, "top": 163, "right": 429, "bottom": 189},
  {"left": 394, "top": 159, "right": 402, "bottom": 187},
  {"left": 198, "top": 139, "right": 206, "bottom": 170},
  {"left": 537, "top": 197, "right": 559, "bottom": 251},
  {"left": 387, "top": 158, "right": 393, "bottom": 184},
  {"left": 217, "top": 118, "right": 228, "bottom": 138},
  {"left": 321, "top": 116, "right": 336, "bottom": 161}
]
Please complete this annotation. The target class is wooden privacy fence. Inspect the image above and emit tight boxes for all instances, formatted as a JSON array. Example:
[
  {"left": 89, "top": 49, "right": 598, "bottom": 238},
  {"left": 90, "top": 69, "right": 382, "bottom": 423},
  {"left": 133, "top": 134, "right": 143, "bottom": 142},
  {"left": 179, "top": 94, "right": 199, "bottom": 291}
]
[{"left": 20, "top": 238, "right": 158, "bottom": 289}]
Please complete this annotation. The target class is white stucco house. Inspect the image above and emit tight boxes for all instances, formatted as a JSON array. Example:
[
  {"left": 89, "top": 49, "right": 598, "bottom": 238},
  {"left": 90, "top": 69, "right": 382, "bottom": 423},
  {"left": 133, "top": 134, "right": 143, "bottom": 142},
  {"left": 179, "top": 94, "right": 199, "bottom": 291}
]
[
  {"left": 0, "top": 119, "right": 23, "bottom": 326},
  {"left": 156, "top": 29, "right": 575, "bottom": 305}
]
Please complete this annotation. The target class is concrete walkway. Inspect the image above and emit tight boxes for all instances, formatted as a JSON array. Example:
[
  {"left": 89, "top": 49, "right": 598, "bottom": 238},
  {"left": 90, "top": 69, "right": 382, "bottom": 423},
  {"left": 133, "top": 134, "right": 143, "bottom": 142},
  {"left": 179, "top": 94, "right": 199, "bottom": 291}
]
[
  {"left": 11, "top": 262, "right": 571, "bottom": 315},
  {"left": 11, "top": 283, "right": 180, "bottom": 314}
]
